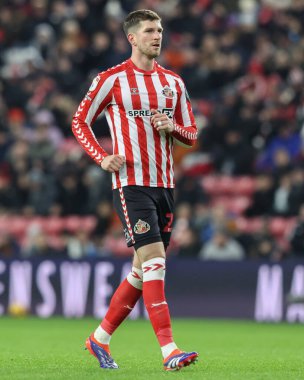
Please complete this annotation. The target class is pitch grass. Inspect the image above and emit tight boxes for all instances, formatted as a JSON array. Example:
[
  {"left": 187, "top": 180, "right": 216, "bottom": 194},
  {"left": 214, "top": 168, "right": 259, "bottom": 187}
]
[{"left": 0, "top": 318, "right": 303, "bottom": 380}]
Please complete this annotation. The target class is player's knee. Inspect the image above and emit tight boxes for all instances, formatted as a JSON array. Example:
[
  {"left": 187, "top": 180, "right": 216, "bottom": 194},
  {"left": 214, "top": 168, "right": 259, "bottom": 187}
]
[
  {"left": 142, "top": 257, "right": 166, "bottom": 281},
  {"left": 126, "top": 267, "right": 143, "bottom": 290}
]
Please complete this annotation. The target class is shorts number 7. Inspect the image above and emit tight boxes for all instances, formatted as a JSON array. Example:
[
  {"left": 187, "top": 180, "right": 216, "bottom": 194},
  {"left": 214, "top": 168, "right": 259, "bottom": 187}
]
[{"left": 163, "top": 212, "right": 173, "bottom": 232}]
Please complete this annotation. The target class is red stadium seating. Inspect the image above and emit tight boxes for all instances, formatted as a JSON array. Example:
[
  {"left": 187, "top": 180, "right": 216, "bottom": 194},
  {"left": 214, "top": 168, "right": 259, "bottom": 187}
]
[
  {"left": 211, "top": 195, "right": 252, "bottom": 215},
  {"left": 202, "top": 175, "right": 256, "bottom": 196},
  {"left": 0, "top": 215, "right": 97, "bottom": 240}
]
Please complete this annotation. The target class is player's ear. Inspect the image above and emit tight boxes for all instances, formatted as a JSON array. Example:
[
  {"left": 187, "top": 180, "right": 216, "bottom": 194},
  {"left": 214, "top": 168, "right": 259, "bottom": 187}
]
[{"left": 128, "top": 33, "right": 137, "bottom": 46}]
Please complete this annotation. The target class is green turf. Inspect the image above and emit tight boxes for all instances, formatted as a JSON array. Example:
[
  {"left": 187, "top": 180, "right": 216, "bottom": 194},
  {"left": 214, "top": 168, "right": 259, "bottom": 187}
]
[{"left": 0, "top": 317, "right": 303, "bottom": 380}]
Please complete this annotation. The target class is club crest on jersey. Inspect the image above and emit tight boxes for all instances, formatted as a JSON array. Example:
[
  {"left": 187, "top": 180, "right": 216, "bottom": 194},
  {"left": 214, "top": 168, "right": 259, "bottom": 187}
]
[
  {"left": 134, "top": 219, "right": 150, "bottom": 234},
  {"left": 162, "top": 85, "right": 174, "bottom": 99},
  {"left": 130, "top": 88, "right": 139, "bottom": 95}
]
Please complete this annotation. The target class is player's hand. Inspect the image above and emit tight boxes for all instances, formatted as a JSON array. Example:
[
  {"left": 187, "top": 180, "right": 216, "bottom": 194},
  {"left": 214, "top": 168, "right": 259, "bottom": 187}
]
[
  {"left": 151, "top": 109, "right": 174, "bottom": 133},
  {"left": 101, "top": 155, "right": 126, "bottom": 172}
]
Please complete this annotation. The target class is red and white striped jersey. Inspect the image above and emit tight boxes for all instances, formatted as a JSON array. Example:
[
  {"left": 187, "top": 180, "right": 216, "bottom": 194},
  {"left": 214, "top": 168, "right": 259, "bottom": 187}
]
[{"left": 72, "top": 59, "right": 197, "bottom": 189}]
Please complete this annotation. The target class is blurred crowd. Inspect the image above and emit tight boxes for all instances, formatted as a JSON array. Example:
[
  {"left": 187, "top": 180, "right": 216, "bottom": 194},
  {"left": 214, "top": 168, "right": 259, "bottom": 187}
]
[{"left": 1, "top": 0, "right": 304, "bottom": 261}]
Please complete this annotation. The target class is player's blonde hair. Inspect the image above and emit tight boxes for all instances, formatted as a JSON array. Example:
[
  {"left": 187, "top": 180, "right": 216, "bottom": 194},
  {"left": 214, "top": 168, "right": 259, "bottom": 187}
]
[{"left": 123, "top": 9, "right": 161, "bottom": 36}]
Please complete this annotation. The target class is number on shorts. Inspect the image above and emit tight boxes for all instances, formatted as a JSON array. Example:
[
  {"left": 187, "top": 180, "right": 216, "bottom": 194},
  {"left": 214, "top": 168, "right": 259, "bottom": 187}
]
[{"left": 163, "top": 213, "right": 173, "bottom": 232}]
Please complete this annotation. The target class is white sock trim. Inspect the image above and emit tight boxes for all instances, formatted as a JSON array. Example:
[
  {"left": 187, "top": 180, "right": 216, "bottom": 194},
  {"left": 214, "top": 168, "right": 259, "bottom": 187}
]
[
  {"left": 142, "top": 257, "right": 166, "bottom": 282},
  {"left": 94, "top": 325, "right": 111, "bottom": 345},
  {"left": 126, "top": 266, "right": 143, "bottom": 290},
  {"left": 161, "top": 342, "right": 178, "bottom": 359}
]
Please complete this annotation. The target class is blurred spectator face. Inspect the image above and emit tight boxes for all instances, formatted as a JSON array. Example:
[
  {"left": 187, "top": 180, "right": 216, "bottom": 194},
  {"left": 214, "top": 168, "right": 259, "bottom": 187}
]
[
  {"left": 278, "top": 174, "right": 291, "bottom": 189},
  {"left": 31, "top": 0, "right": 48, "bottom": 18},
  {"left": 9, "top": 140, "right": 29, "bottom": 161},
  {"left": 59, "top": 38, "right": 79, "bottom": 57},
  {"left": 256, "top": 174, "right": 273, "bottom": 190},
  {"left": 291, "top": 168, "right": 304, "bottom": 185},
  {"left": 226, "top": 53, "right": 242, "bottom": 73},
  {"left": 225, "top": 130, "right": 241, "bottom": 146},
  {"left": 92, "top": 32, "right": 110, "bottom": 52},
  {"left": 73, "top": 0, "right": 89, "bottom": 18},
  {"left": 97, "top": 201, "right": 112, "bottom": 217},
  {"left": 62, "top": 175, "right": 77, "bottom": 190},
  {"left": 57, "top": 57, "right": 73, "bottom": 73},
  {"left": 213, "top": 230, "right": 229, "bottom": 247},
  {"left": 35, "top": 24, "right": 55, "bottom": 45},
  {"left": 113, "top": 35, "right": 129, "bottom": 54},
  {"left": 273, "top": 148, "right": 290, "bottom": 167},
  {"left": 105, "top": 16, "right": 121, "bottom": 34},
  {"left": 211, "top": 204, "right": 226, "bottom": 222},
  {"left": 201, "top": 34, "right": 218, "bottom": 54},
  {"left": 175, "top": 203, "right": 192, "bottom": 219},
  {"left": 32, "top": 232, "right": 49, "bottom": 252},
  {"left": 51, "top": 0, "right": 69, "bottom": 19},
  {"left": 61, "top": 19, "right": 81, "bottom": 38},
  {"left": 177, "top": 227, "right": 197, "bottom": 248}
]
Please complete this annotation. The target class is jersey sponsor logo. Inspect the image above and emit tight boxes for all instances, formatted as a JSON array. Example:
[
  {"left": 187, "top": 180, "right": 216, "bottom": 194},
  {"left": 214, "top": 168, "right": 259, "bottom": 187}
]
[
  {"left": 128, "top": 108, "right": 173, "bottom": 119},
  {"left": 134, "top": 219, "right": 150, "bottom": 234},
  {"left": 162, "top": 85, "right": 174, "bottom": 99}
]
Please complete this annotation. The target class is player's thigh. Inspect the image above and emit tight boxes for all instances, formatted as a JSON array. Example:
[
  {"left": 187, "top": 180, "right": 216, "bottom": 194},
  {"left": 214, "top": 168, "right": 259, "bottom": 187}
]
[
  {"left": 113, "top": 186, "right": 163, "bottom": 250},
  {"left": 136, "top": 241, "right": 166, "bottom": 262}
]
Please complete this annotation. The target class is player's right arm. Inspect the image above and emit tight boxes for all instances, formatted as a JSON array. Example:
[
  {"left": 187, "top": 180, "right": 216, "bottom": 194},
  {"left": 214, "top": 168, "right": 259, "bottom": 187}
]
[{"left": 72, "top": 72, "right": 124, "bottom": 171}]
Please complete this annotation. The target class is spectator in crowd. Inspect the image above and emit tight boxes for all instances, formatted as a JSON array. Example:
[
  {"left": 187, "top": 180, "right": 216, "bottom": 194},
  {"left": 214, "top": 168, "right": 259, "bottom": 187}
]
[
  {"left": 248, "top": 217, "right": 280, "bottom": 261},
  {"left": 288, "top": 204, "right": 304, "bottom": 257},
  {"left": 22, "top": 224, "right": 58, "bottom": 258},
  {"left": 272, "top": 173, "right": 292, "bottom": 216},
  {"left": 199, "top": 227, "right": 245, "bottom": 261},
  {"left": 288, "top": 166, "right": 304, "bottom": 215},
  {"left": 0, "top": 232, "right": 20, "bottom": 258},
  {"left": 245, "top": 173, "right": 275, "bottom": 216},
  {"left": 213, "top": 128, "right": 255, "bottom": 175},
  {"left": 61, "top": 229, "right": 97, "bottom": 259}
]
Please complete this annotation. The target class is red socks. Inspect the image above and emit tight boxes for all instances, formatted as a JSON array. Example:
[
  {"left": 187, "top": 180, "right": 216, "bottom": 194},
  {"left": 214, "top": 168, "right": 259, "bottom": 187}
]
[
  {"left": 142, "top": 257, "right": 174, "bottom": 347},
  {"left": 95, "top": 267, "right": 142, "bottom": 342}
]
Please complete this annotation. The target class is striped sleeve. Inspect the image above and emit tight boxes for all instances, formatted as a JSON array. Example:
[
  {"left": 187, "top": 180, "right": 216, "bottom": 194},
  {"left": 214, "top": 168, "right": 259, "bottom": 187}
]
[
  {"left": 171, "top": 79, "right": 197, "bottom": 147},
  {"left": 72, "top": 72, "right": 116, "bottom": 165}
]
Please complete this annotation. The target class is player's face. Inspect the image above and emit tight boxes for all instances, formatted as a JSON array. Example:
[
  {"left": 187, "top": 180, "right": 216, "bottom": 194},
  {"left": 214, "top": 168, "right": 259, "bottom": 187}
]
[{"left": 131, "top": 20, "right": 163, "bottom": 59}]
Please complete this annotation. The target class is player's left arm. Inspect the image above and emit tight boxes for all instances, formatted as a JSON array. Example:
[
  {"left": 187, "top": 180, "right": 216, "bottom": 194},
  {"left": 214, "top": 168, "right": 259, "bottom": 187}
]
[{"left": 151, "top": 79, "right": 197, "bottom": 148}]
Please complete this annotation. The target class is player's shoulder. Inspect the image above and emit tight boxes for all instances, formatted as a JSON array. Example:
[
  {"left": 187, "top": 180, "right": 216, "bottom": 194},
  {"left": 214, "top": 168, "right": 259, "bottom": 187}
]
[
  {"left": 97, "top": 60, "right": 129, "bottom": 79},
  {"left": 156, "top": 62, "right": 184, "bottom": 82}
]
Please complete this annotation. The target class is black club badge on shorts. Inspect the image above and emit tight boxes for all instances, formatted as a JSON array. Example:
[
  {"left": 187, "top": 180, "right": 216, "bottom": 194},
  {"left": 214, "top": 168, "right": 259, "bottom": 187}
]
[{"left": 134, "top": 219, "right": 150, "bottom": 234}]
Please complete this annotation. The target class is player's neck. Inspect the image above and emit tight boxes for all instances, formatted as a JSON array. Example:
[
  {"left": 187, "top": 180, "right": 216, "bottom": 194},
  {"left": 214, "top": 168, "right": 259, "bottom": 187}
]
[{"left": 130, "top": 53, "right": 155, "bottom": 72}]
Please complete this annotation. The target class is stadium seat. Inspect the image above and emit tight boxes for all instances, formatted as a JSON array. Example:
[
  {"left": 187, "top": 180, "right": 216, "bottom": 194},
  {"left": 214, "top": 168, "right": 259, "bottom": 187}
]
[
  {"left": 81, "top": 216, "right": 97, "bottom": 232},
  {"left": 64, "top": 216, "right": 97, "bottom": 233},
  {"left": 212, "top": 195, "right": 252, "bottom": 215},
  {"left": 202, "top": 175, "right": 256, "bottom": 196},
  {"left": 235, "top": 217, "right": 263, "bottom": 233},
  {"left": 270, "top": 217, "right": 297, "bottom": 238},
  {"left": 42, "top": 216, "right": 66, "bottom": 234}
]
